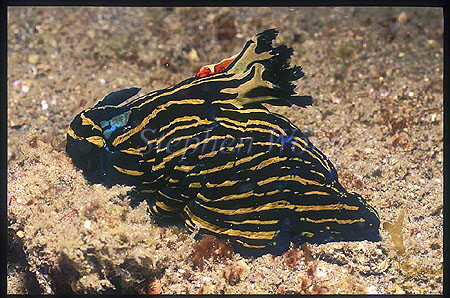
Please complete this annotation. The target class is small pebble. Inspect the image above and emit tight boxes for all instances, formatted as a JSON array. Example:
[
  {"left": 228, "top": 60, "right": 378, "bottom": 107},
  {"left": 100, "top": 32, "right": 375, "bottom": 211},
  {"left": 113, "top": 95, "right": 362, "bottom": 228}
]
[
  {"left": 377, "top": 259, "right": 389, "bottom": 272},
  {"left": 41, "top": 99, "right": 48, "bottom": 111},
  {"left": 367, "top": 285, "right": 378, "bottom": 294},
  {"left": 372, "top": 168, "right": 382, "bottom": 177},
  {"left": 84, "top": 220, "right": 91, "bottom": 229},
  {"left": 87, "top": 30, "right": 96, "bottom": 39},
  {"left": 28, "top": 54, "right": 39, "bottom": 64},
  {"left": 430, "top": 243, "right": 440, "bottom": 250},
  {"left": 50, "top": 39, "right": 58, "bottom": 48},
  {"left": 202, "top": 276, "right": 212, "bottom": 282},
  {"left": 397, "top": 12, "right": 408, "bottom": 23},
  {"left": 316, "top": 269, "right": 326, "bottom": 278},
  {"left": 188, "top": 49, "right": 199, "bottom": 62}
]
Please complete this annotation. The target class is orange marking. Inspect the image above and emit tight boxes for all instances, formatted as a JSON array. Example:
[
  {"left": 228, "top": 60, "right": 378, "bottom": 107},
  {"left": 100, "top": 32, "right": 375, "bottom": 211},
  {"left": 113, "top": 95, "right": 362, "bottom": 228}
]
[{"left": 195, "top": 55, "right": 236, "bottom": 78}]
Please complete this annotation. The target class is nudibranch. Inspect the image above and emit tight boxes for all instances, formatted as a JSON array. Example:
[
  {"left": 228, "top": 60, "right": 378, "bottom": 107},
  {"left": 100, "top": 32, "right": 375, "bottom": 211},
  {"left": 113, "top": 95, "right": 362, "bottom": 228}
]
[{"left": 67, "top": 29, "right": 380, "bottom": 256}]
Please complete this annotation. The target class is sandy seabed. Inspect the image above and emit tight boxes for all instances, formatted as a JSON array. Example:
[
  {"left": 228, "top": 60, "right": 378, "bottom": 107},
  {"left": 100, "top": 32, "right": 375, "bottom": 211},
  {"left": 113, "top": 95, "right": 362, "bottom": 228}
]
[{"left": 7, "top": 7, "right": 443, "bottom": 294}]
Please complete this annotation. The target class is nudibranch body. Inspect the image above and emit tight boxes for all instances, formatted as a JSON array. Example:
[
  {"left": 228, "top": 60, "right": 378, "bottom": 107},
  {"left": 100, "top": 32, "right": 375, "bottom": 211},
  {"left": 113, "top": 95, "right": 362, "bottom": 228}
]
[{"left": 67, "top": 29, "right": 380, "bottom": 256}]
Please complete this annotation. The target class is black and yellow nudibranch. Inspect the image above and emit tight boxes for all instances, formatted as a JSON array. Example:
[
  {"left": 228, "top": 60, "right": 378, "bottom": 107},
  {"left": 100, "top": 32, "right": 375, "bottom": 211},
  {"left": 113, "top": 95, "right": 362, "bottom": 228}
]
[{"left": 67, "top": 29, "right": 380, "bottom": 256}]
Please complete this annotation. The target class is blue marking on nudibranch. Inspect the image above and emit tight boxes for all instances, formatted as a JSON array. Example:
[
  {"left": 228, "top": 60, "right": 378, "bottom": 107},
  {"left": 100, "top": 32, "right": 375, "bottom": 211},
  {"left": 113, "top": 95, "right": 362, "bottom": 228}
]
[
  {"left": 289, "top": 166, "right": 297, "bottom": 177},
  {"left": 207, "top": 103, "right": 219, "bottom": 128},
  {"left": 100, "top": 110, "right": 132, "bottom": 139},
  {"left": 281, "top": 135, "right": 293, "bottom": 146},
  {"left": 326, "top": 170, "right": 337, "bottom": 184}
]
